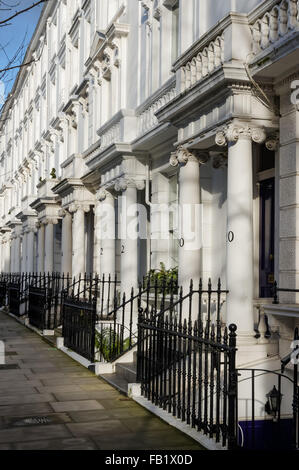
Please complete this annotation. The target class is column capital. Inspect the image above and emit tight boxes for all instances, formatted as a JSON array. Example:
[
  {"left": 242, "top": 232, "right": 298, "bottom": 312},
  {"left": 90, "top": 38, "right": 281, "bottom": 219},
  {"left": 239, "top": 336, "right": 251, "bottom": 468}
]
[
  {"left": 211, "top": 152, "right": 228, "bottom": 169},
  {"left": 114, "top": 177, "right": 145, "bottom": 193},
  {"left": 68, "top": 203, "right": 90, "bottom": 214},
  {"left": 58, "top": 209, "right": 66, "bottom": 218},
  {"left": 44, "top": 217, "right": 59, "bottom": 226},
  {"left": 169, "top": 146, "right": 209, "bottom": 167},
  {"left": 96, "top": 188, "right": 114, "bottom": 202},
  {"left": 265, "top": 133, "right": 279, "bottom": 151},
  {"left": 58, "top": 208, "right": 72, "bottom": 218},
  {"left": 216, "top": 124, "right": 267, "bottom": 146}
]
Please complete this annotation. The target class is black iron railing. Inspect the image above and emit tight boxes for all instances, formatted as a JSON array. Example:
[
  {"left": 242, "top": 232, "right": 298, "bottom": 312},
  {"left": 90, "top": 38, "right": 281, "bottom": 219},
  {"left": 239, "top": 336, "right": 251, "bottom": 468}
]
[
  {"left": 28, "top": 273, "right": 72, "bottom": 330},
  {"left": 96, "top": 275, "right": 179, "bottom": 363},
  {"left": 136, "top": 280, "right": 236, "bottom": 449},
  {"left": 62, "top": 274, "right": 120, "bottom": 362},
  {"left": 272, "top": 281, "right": 299, "bottom": 304},
  {"left": 5, "top": 273, "right": 33, "bottom": 316}
]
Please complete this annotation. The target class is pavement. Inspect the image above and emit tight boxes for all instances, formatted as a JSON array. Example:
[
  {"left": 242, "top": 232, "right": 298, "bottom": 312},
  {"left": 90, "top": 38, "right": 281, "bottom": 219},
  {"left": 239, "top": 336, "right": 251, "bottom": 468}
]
[{"left": 0, "top": 310, "right": 205, "bottom": 450}]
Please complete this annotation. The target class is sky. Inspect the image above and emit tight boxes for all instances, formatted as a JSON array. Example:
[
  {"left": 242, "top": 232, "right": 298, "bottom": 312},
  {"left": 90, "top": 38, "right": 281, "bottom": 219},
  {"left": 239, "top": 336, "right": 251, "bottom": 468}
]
[{"left": 0, "top": 0, "right": 44, "bottom": 102}]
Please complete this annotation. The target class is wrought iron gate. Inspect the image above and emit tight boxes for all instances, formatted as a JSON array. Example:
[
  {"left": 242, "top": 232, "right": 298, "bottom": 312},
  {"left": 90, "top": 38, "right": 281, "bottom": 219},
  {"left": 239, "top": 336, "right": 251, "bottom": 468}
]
[
  {"left": 28, "top": 274, "right": 70, "bottom": 331},
  {"left": 62, "top": 294, "right": 97, "bottom": 363},
  {"left": 136, "top": 280, "right": 237, "bottom": 449},
  {"left": 7, "top": 281, "right": 21, "bottom": 316}
]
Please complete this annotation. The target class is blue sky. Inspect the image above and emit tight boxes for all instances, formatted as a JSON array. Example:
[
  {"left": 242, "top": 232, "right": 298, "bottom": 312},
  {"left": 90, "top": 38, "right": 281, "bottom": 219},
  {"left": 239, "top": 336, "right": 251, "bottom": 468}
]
[{"left": 0, "top": 0, "right": 44, "bottom": 101}]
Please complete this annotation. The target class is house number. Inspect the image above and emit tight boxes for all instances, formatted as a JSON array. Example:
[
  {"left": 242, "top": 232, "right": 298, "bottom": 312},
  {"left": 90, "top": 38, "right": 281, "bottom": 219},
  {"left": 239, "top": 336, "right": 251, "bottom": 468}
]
[
  {"left": 228, "top": 231, "right": 234, "bottom": 243},
  {"left": 179, "top": 238, "right": 185, "bottom": 248},
  {"left": 100, "top": 248, "right": 103, "bottom": 256},
  {"left": 121, "top": 245, "right": 125, "bottom": 254}
]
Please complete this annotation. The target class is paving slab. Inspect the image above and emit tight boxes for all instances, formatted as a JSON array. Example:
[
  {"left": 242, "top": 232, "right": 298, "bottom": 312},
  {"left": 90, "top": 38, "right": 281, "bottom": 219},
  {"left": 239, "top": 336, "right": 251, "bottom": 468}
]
[
  {"left": 0, "top": 424, "right": 72, "bottom": 443},
  {"left": 0, "top": 310, "right": 205, "bottom": 450},
  {"left": 52, "top": 390, "right": 120, "bottom": 401},
  {"left": 14, "top": 437, "right": 97, "bottom": 450},
  {"left": 50, "top": 400, "right": 104, "bottom": 412}
]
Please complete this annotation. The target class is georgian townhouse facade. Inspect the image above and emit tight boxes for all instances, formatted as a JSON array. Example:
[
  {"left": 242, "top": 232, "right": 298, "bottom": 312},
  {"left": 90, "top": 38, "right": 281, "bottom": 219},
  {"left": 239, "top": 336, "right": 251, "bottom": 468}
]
[{"left": 1, "top": 0, "right": 299, "bottom": 434}]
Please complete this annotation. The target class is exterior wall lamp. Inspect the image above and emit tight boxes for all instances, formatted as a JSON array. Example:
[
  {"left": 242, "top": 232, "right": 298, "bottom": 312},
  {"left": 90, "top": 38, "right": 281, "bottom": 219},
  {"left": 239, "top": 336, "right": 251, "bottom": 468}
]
[{"left": 265, "top": 386, "right": 283, "bottom": 422}]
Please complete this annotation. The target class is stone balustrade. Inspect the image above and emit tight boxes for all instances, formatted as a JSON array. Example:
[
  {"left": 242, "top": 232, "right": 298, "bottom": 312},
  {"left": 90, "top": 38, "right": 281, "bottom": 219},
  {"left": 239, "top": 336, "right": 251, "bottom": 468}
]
[
  {"left": 250, "top": 0, "right": 299, "bottom": 55},
  {"left": 177, "top": 34, "right": 224, "bottom": 94},
  {"left": 100, "top": 122, "right": 121, "bottom": 150},
  {"left": 137, "top": 83, "right": 176, "bottom": 136}
]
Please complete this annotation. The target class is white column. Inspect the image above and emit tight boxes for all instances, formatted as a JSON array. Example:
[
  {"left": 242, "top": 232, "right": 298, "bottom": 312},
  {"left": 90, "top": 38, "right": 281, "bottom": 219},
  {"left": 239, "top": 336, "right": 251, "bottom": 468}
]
[
  {"left": 15, "top": 235, "right": 21, "bottom": 273},
  {"left": 71, "top": 205, "right": 86, "bottom": 279},
  {"left": 61, "top": 210, "right": 72, "bottom": 275},
  {"left": 216, "top": 125, "right": 266, "bottom": 336},
  {"left": 150, "top": 173, "right": 170, "bottom": 270},
  {"left": 26, "top": 229, "right": 35, "bottom": 273},
  {"left": 44, "top": 221, "right": 54, "bottom": 273},
  {"left": 116, "top": 179, "right": 141, "bottom": 333},
  {"left": 170, "top": 148, "right": 207, "bottom": 296},
  {"left": 97, "top": 189, "right": 115, "bottom": 278},
  {"left": 4, "top": 238, "right": 10, "bottom": 272},
  {"left": 37, "top": 224, "right": 45, "bottom": 273},
  {"left": 119, "top": 182, "right": 138, "bottom": 294},
  {"left": 21, "top": 232, "right": 27, "bottom": 273},
  {"left": 10, "top": 237, "right": 15, "bottom": 273}
]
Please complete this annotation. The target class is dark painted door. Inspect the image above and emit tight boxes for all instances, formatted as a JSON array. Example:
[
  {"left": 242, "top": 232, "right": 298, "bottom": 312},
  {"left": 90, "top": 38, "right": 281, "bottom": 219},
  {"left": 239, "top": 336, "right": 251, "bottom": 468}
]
[{"left": 259, "top": 178, "right": 275, "bottom": 298}]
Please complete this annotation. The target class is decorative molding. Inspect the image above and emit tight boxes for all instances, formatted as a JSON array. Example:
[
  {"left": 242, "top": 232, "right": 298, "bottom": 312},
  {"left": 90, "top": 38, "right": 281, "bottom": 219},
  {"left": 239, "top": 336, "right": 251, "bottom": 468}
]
[
  {"left": 265, "top": 133, "right": 279, "bottom": 151},
  {"left": 114, "top": 177, "right": 145, "bottom": 192},
  {"left": 68, "top": 203, "right": 91, "bottom": 214},
  {"left": 250, "top": 0, "right": 299, "bottom": 57},
  {"left": 178, "top": 33, "right": 224, "bottom": 93},
  {"left": 169, "top": 147, "right": 210, "bottom": 167},
  {"left": 211, "top": 152, "right": 228, "bottom": 169},
  {"left": 215, "top": 125, "right": 267, "bottom": 146}
]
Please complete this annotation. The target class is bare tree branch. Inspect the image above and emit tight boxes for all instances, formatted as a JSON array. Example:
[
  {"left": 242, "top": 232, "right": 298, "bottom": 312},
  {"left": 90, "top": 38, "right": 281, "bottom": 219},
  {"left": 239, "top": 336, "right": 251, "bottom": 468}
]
[{"left": 0, "top": 0, "right": 48, "bottom": 26}]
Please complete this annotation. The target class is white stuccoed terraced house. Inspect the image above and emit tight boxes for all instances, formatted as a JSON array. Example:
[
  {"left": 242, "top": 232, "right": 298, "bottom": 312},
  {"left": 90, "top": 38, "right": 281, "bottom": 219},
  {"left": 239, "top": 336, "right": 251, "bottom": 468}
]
[{"left": 0, "top": 0, "right": 299, "bottom": 450}]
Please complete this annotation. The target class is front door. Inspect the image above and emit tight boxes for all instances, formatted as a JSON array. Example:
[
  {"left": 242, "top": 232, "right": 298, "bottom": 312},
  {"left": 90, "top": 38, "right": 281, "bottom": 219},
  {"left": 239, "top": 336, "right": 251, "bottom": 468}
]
[{"left": 259, "top": 178, "right": 275, "bottom": 298}]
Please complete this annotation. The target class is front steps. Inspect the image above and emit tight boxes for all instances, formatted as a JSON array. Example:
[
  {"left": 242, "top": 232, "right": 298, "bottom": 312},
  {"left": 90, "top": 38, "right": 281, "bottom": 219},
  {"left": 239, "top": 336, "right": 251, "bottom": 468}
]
[{"left": 100, "top": 357, "right": 137, "bottom": 395}]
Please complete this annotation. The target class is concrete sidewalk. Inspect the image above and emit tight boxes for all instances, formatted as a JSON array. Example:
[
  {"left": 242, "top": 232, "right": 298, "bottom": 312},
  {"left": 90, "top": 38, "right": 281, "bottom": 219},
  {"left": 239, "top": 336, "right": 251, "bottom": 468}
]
[{"left": 0, "top": 311, "right": 204, "bottom": 450}]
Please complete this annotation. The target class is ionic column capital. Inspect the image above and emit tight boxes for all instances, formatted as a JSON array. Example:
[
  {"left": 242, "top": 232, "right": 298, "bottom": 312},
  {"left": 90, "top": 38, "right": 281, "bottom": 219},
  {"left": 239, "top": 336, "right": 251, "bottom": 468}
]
[
  {"left": 211, "top": 152, "right": 228, "bottom": 169},
  {"left": 265, "top": 133, "right": 279, "bottom": 151},
  {"left": 68, "top": 203, "right": 90, "bottom": 214},
  {"left": 97, "top": 188, "right": 112, "bottom": 202},
  {"left": 58, "top": 209, "right": 66, "bottom": 218},
  {"left": 169, "top": 146, "right": 209, "bottom": 167},
  {"left": 44, "top": 217, "right": 59, "bottom": 226},
  {"left": 216, "top": 125, "right": 267, "bottom": 146},
  {"left": 114, "top": 178, "right": 145, "bottom": 193}
]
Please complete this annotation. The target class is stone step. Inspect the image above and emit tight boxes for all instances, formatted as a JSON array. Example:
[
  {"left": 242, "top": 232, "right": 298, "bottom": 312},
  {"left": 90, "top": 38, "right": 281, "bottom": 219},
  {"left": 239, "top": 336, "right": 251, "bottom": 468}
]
[
  {"left": 115, "top": 362, "right": 137, "bottom": 384},
  {"left": 100, "top": 373, "right": 129, "bottom": 395},
  {"left": 100, "top": 361, "right": 137, "bottom": 395}
]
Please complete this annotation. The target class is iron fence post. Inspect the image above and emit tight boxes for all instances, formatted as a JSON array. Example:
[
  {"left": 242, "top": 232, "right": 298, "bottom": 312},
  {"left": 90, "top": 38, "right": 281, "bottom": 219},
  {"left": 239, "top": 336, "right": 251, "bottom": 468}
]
[{"left": 228, "top": 323, "right": 238, "bottom": 450}]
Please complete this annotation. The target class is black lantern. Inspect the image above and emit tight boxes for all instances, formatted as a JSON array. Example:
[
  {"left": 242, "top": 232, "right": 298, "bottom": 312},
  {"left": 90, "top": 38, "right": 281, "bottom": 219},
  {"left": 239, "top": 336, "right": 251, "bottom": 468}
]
[{"left": 265, "top": 386, "right": 283, "bottom": 421}]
